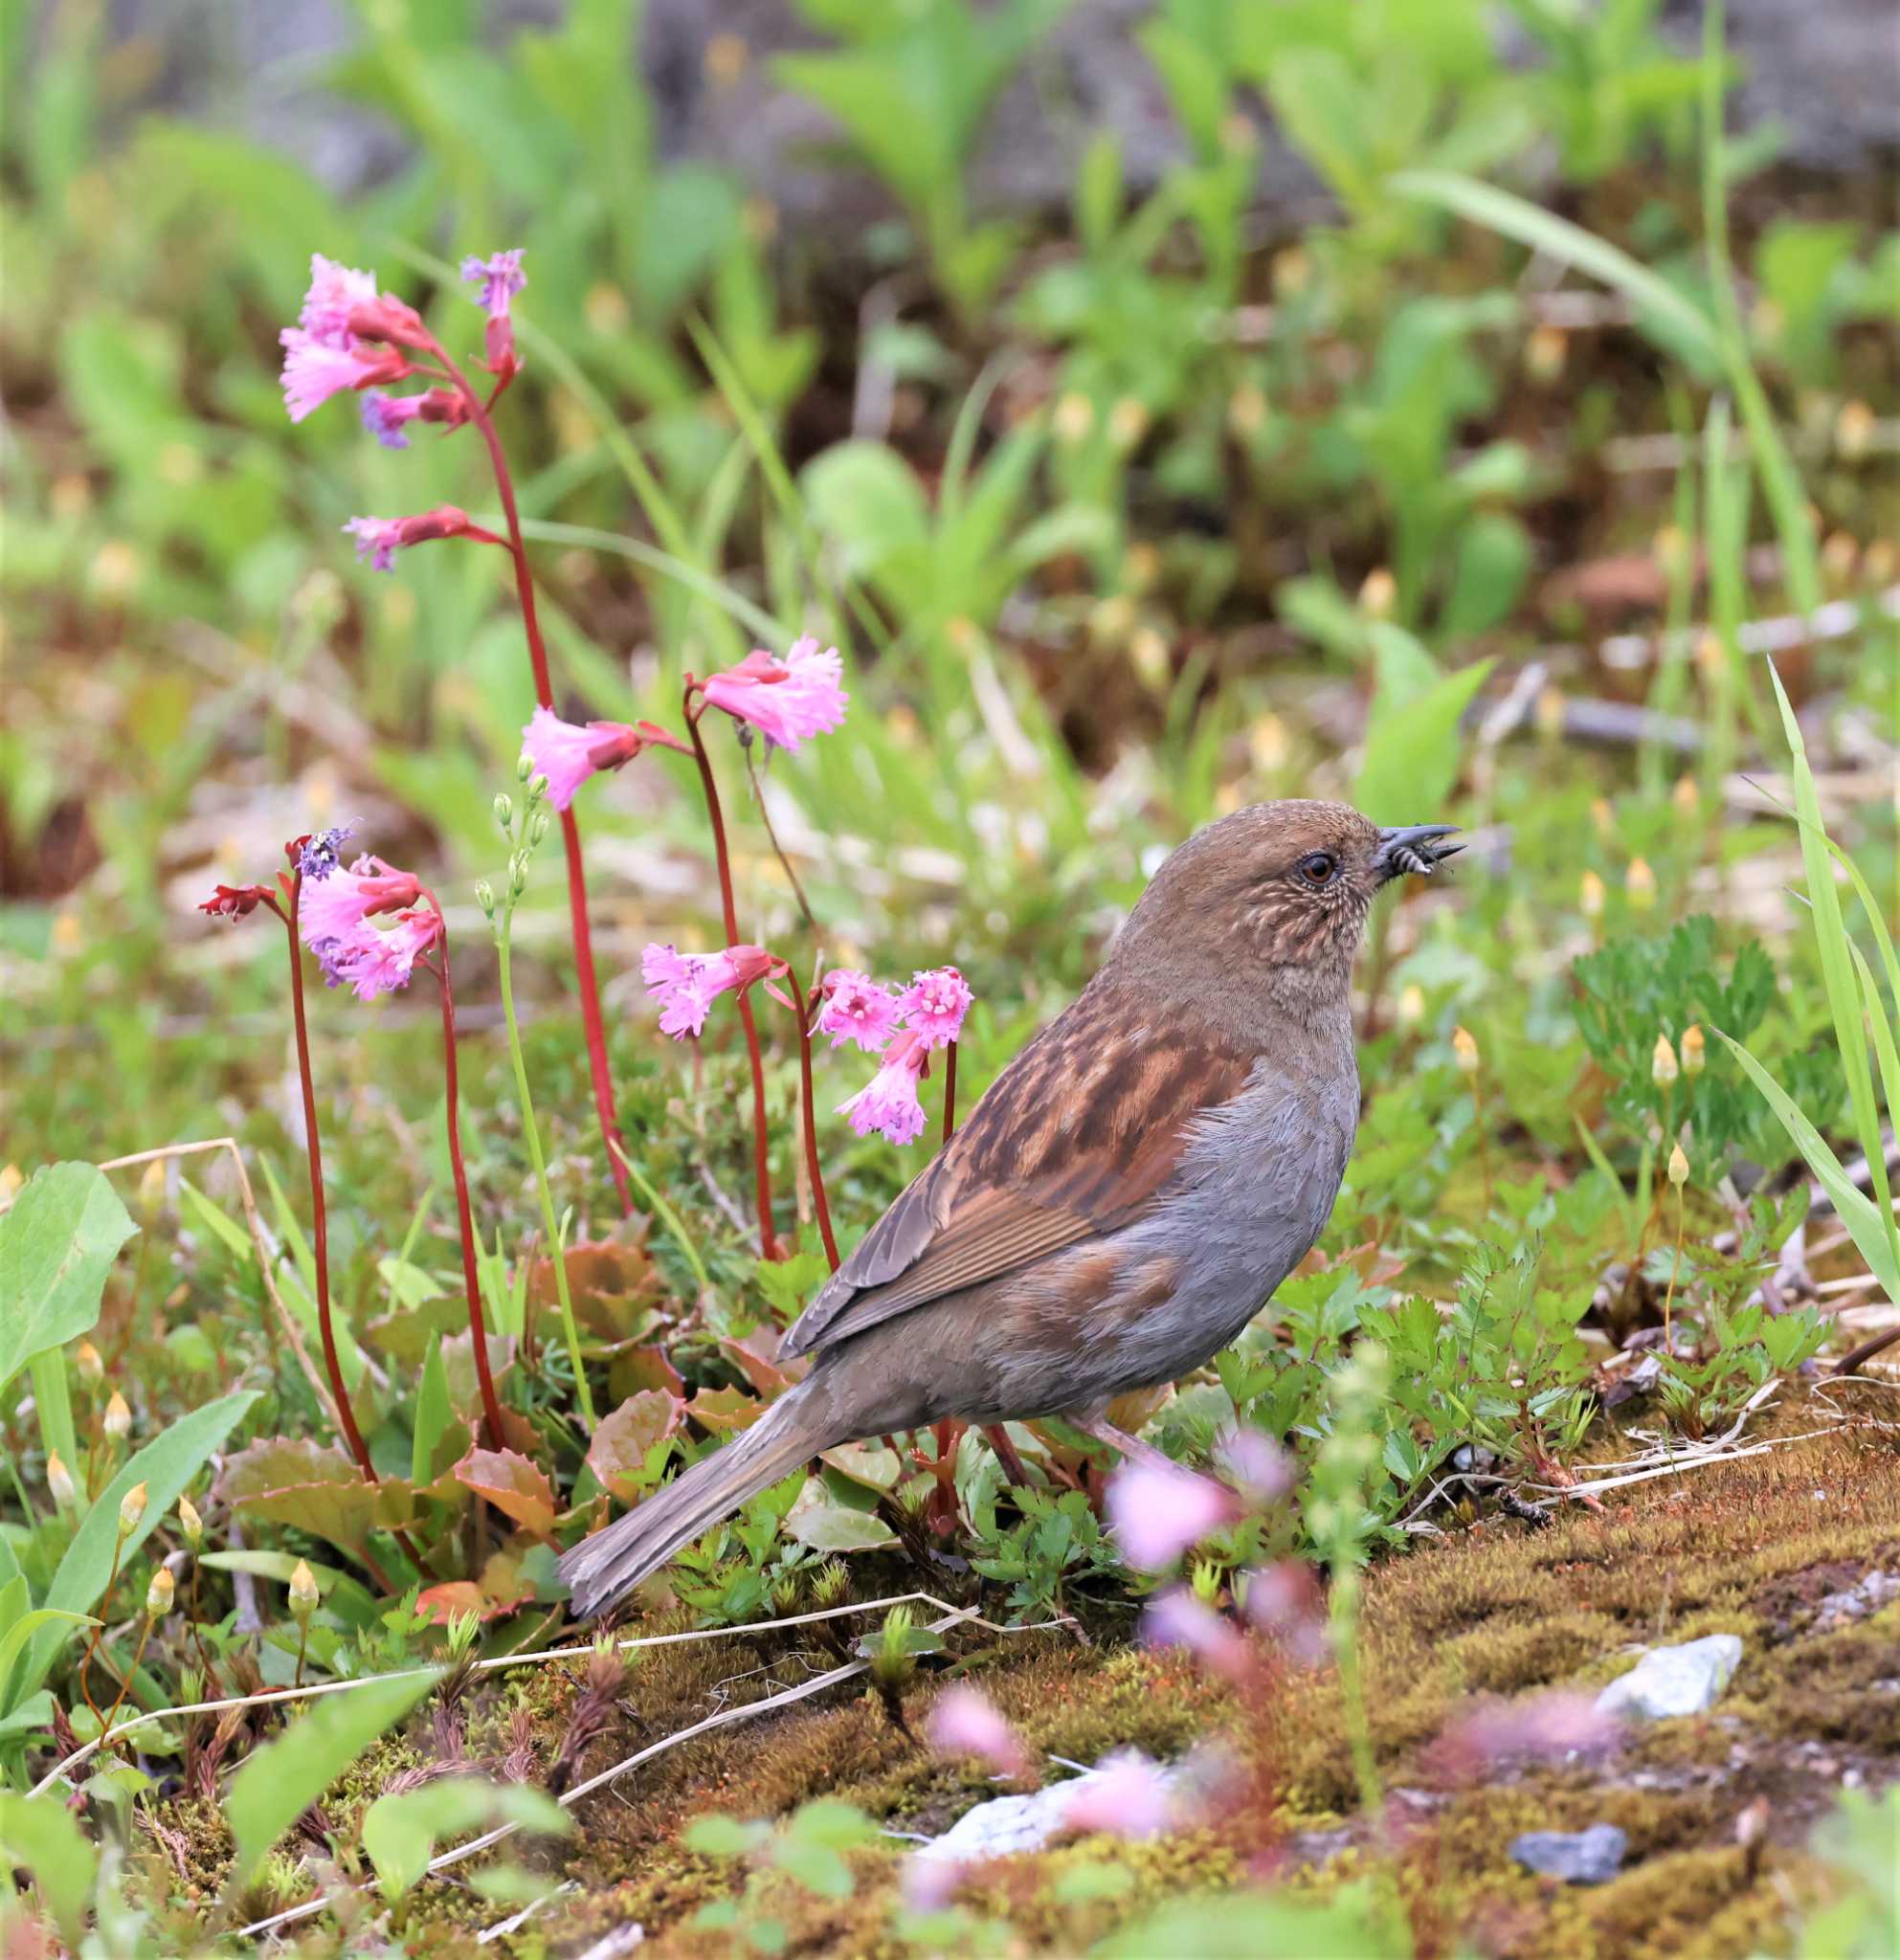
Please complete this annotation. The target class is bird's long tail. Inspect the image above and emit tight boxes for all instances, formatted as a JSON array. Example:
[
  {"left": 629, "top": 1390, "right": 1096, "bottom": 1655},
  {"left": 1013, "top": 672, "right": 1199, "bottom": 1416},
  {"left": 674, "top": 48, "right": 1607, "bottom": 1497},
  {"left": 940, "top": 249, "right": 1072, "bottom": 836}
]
[{"left": 560, "top": 1380, "right": 836, "bottom": 1620}]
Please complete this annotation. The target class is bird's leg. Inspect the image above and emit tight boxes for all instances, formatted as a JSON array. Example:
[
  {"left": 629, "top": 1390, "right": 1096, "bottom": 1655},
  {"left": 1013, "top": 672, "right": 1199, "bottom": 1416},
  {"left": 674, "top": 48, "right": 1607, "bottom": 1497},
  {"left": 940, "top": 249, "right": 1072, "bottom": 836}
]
[
  {"left": 1069, "top": 1414, "right": 1179, "bottom": 1479},
  {"left": 980, "top": 1423, "right": 1033, "bottom": 1488}
]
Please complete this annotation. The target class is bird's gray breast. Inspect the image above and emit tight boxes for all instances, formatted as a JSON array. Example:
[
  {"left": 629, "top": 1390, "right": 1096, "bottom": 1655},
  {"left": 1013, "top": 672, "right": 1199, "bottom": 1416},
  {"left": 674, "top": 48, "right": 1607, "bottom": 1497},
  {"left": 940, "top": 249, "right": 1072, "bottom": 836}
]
[{"left": 1083, "top": 1055, "right": 1359, "bottom": 1389}]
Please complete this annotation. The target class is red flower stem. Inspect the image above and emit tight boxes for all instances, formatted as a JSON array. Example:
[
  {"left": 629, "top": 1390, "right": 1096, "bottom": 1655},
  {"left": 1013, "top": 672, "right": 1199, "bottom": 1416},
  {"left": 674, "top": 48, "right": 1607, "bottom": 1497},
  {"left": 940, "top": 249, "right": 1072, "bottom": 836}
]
[
  {"left": 684, "top": 691, "right": 780, "bottom": 1258},
  {"left": 423, "top": 894, "right": 506, "bottom": 1451},
  {"left": 942, "top": 1040, "right": 959, "bottom": 1144},
  {"left": 274, "top": 879, "right": 376, "bottom": 1481},
  {"left": 794, "top": 988, "right": 840, "bottom": 1272},
  {"left": 419, "top": 327, "right": 632, "bottom": 1216}
]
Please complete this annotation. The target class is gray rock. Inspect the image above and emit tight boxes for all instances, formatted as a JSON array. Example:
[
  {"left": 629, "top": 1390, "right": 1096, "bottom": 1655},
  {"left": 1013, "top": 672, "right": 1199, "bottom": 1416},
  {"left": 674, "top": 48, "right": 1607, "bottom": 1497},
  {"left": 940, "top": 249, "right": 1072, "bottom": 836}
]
[
  {"left": 1596, "top": 1635, "right": 1743, "bottom": 1723},
  {"left": 1815, "top": 1570, "right": 1900, "bottom": 1630},
  {"left": 909, "top": 1758, "right": 1181, "bottom": 1864},
  {"left": 1509, "top": 1823, "right": 1628, "bottom": 1884}
]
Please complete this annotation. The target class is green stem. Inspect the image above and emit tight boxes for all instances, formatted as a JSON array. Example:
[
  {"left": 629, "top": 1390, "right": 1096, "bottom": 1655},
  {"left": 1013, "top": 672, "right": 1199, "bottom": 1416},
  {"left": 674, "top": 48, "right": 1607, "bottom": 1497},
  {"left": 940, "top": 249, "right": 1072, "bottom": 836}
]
[{"left": 497, "top": 910, "right": 594, "bottom": 1428}]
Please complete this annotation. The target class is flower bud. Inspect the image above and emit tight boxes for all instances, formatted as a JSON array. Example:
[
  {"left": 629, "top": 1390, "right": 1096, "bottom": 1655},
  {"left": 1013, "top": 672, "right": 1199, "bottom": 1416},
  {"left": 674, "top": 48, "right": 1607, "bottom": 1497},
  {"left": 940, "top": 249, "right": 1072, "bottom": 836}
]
[
  {"left": 1579, "top": 870, "right": 1605, "bottom": 920},
  {"left": 1107, "top": 397, "right": 1150, "bottom": 451},
  {"left": 177, "top": 1496, "right": 204, "bottom": 1549},
  {"left": 119, "top": 1481, "right": 148, "bottom": 1536},
  {"left": 1672, "top": 773, "right": 1699, "bottom": 815},
  {"left": 528, "top": 773, "right": 549, "bottom": 802},
  {"left": 475, "top": 880, "right": 496, "bottom": 917},
  {"left": 508, "top": 853, "right": 528, "bottom": 897},
  {"left": 529, "top": 810, "right": 548, "bottom": 847},
  {"left": 1667, "top": 1142, "right": 1689, "bottom": 1188},
  {"left": 1452, "top": 1026, "right": 1480, "bottom": 1075},
  {"left": 47, "top": 1452, "right": 77, "bottom": 1509},
  {"left": 493, "top": 792, "right": 513, "bottom": 831},
  {"left": 76, "top": 1341, "right": 104, "bottom": 1386},
  {"left": 1358, "top": 568, "right": 1397, "bottom": 619},
  {"left": 103, "top": 1392, "right": 131, "bottom": 1440},
  {"left": 1525, "top": 323, "right": 1567, "bottom": 382},
  {"left": 1836, "top": 398, "right": 1874, "bottom": 459},
  {"left": 1590, "top": 797, "right": 1614, "bottom": 841},
  {"left": 1625, "top": 858, "right": 1656, "bottom": 910},
  {"left": 1652, "top": 1035, "right": 1679, "bottom": 1086},
  {"left": 146, "top": 1568, "right": 175, "bottom": 1617},
  {"left": 1681, "top": 1025, "right": 1705, "bottom": 1077},
  {"left": 1397, "top": 984, "right": 1425, "bottom": 1031},
  {"left": 516, "top": 750, "right": 534, "bottom": 784},
  {"left": 1053, "top": 391, "right": 1094, "bottom": 444},
  {"left": 137, "top": 1157, "right": 168, "bottom": 1218},
  {"left": 288, "top": 1559, "right": 320, "bottom": 1621}
]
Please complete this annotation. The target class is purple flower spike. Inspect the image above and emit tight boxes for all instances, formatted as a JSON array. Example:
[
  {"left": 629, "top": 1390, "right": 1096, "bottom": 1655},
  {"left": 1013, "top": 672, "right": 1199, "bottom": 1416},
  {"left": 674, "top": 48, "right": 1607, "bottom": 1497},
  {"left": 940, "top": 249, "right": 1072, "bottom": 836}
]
[{"left": 461, "top": 249, "right": 526, "bottom": 320}]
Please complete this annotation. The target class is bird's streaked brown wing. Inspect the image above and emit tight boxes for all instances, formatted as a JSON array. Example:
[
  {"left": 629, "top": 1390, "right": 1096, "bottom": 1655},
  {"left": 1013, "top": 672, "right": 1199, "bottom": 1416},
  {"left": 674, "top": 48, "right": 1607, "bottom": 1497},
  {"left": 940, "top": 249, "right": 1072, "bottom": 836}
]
[{"left": 779, "top": 982, "right": 1255, "bottom": 1360}]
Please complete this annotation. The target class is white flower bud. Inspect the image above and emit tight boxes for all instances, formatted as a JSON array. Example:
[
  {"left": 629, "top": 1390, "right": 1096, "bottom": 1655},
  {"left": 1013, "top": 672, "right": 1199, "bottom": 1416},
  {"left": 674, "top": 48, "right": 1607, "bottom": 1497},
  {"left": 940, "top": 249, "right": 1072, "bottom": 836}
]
[
  {"left": 146, "top": 1568, "right": 175, "bottom": 1616},
  {"left": 119, "top": 1481, "right": 148, "bottom": 1536}
]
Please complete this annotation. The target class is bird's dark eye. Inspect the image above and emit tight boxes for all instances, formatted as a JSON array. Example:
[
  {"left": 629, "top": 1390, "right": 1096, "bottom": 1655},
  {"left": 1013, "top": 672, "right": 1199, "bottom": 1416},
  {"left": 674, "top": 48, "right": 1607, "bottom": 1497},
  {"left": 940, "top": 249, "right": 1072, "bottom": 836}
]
[{"left": 1298, "top": 852, "right": 1337, "bottom": 887}]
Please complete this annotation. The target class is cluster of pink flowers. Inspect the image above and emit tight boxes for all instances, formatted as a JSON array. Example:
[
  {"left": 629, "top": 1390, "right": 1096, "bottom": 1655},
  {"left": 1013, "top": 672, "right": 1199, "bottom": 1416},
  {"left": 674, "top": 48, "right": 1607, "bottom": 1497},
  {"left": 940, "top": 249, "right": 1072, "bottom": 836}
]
[
  {"left": 520, "top": 705, "right": 691, "bottom": 812},
  {"left": 926, "top": 1683, "right": 1029, "bottom": 1781},
  {"left": 299, "top": 854, "right": 440, "bottom": 1001},
  {"left": 279, "top": 256, "right": 424, "bottom": 424},
  {"left": 641, "top": 943, "right": 776, "bottom": 1038},
  {"left": 829, "top": 967, "right": 972, "bottom": 1146},
  {"left": 279, "top": 250, "right": 525, "bottom": 569}
]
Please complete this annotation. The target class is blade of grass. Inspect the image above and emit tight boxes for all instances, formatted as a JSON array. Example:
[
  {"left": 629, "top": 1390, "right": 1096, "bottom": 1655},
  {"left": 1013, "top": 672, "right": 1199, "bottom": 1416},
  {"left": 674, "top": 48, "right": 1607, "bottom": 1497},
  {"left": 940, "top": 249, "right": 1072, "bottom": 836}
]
[
  {"left": 1717, "top": 1032, "right": 1898, "bottom": 1301},
  {"left": 1766, "top": 661, "right": 1896, "bottom": 1272}
]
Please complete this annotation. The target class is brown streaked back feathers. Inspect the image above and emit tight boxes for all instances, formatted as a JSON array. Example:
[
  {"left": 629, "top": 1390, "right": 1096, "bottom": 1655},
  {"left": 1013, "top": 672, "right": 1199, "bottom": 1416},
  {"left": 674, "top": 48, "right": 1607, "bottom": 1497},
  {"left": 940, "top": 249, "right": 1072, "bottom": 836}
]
[{"left": 778, "top": 975, "right": 1255, "bottom": 1360}]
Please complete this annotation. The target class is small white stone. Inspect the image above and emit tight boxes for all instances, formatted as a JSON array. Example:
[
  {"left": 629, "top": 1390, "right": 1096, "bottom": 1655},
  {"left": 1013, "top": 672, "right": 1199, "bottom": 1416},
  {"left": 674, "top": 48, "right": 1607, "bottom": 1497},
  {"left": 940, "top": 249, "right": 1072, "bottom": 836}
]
[{"left": 1595, "top": 1635, "right": 1743, "bottom": 1723}]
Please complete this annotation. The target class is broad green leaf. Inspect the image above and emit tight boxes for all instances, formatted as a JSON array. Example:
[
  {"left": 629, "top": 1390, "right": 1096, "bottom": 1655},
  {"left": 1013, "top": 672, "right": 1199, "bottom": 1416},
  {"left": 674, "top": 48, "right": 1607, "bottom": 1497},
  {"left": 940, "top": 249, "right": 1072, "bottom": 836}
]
[
  {"left": 361, "top": 1775, "right": 569, "bottom": 1902},
  {"left": 24, "top": 1390, "right": 257, "bottom": 1703},
  {"left": 1354, "top": 649, "right": 1494, "bottom": 824},
  {"left": 0, "top": 1789, "right": 99, "bottom": 1949},
  {"left": 225, "top": 1666, "right": 442, "bottom": 1891},
  {"left": 0, "top": 1162, "right": 137, "bottom": 1392},
  {"left": 0, "top": 1608, "right": 97, "bottom": 1720}
]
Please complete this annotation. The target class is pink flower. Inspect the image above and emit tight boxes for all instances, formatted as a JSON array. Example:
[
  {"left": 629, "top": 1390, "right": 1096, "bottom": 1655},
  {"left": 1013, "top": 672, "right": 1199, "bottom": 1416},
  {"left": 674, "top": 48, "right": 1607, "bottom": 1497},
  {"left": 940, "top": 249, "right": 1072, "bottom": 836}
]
[
  {"left": 927, "top": 1685, "right": 1028, "bottom": 1779},
  {"left": 344, "top": 505, "right": 493, "bottom": 572},
  {"left": 700, "top": 635, "right": 847, "bottom": 751},
  {"left": 461, "top": 249, "right": 526, "bottom": 319},
  {"left": 299, "top": 254, "right": 380, "bottom": 342},
  {"left": 900, "top": 1853, "right": 966, "bottom": 1914},
  {"left": 307, "top": 907, "right": 441, "bottom": 1001},
  {"left": 1241, "top": 1560, "right": 1330, "bottom": 1668},
  {"left": 279, "top": 331, "right": 411, "bottom": 422},
  {"left": 1105, "top": 1459, "right": 1241, "bottom": 1571},
  {"left": 521, "top": 706, "right": 691, "bottom": 813},
  {"left": 642, "top": 942, "right": 773, "bottom": 1038},
  {"left": 836, "top": 1029, "right": 929, "bottom": 1145},
  {"left": 897, "top": 967, "right": 972, "bottom": 1050},
  {"left": 299, "top": 856, "right": 424, "bottom": 947},
  {"left": 816, "top": 970, "right": 901, "bottom": 1053},
  {"left": 1142, "top": 1588, "right": 1255, "bottom": 1683},
  {"left": 1212, "top": 1426, "right": 1295, "bottom": 1507},
  {"left": 1433, "top": 1691, "right": 1619, "bottom": 1782},
  {"left": 1062, "top": 1750, "right": 1173, "bottom": 1840}
]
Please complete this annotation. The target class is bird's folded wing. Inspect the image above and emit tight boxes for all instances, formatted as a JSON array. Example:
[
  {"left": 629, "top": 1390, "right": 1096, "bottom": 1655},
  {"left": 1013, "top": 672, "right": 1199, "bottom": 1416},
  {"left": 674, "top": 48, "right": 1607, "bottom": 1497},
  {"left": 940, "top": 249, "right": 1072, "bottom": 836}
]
[{"left": 780, "top": 991, "right": 1254, "bottom": 1360}]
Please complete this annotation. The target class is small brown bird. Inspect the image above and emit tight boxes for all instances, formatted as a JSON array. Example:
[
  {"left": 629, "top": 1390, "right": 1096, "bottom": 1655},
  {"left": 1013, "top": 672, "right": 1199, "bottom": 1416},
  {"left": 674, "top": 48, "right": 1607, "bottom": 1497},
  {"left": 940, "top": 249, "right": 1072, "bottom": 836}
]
[{"left": 562, "top": 801, "right": 1458, "bottom": 1617}]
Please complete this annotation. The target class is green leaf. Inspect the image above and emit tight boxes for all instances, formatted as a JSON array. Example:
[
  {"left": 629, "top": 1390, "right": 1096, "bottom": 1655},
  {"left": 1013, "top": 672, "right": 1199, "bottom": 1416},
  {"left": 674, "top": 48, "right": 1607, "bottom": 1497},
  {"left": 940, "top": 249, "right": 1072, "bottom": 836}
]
[
  {"left": 0, "top": 1789, "right": 99, "bottom": 1949},
  {"left": 225, "top": 1666, "right": 442, "bottom": 1891},
  {"left": 0, "top": 1607, "right": 97, "bottom": 1720},
  {"left": 23, "top": 1390, "right": 258, "bottom": 1703},
  {"left": 361, "top": 1775, "right": 569, "bottom": 1903},
  {"left": 1716, "top": 1033, "right": 1899, "bottom": 1302},
  {"left": 1392, "top": 170, "right": 1720, "bottom": 358},
  {"left": 0, "top": 1162, "right": 138, "bottom": 1393},
  {"left": 412, "top": 1336, "right": 456, "bottom": 1486},
  {"left": 1354, "top": 645, "right": 1494, "bottom": 823}
]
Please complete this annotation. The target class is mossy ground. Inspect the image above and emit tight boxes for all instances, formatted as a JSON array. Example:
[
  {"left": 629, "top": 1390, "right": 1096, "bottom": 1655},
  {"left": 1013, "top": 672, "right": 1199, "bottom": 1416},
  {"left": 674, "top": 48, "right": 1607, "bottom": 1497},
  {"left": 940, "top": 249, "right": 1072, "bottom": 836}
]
[{"left": 140, "top": 1385, "right": 1898, "bottom": 1955}]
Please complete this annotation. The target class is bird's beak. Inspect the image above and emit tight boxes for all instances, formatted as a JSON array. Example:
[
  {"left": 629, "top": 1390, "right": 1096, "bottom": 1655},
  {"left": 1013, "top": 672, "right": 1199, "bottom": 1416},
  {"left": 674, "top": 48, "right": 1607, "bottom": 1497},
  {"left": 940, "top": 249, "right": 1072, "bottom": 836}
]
[{"left": 1375, "top": 823, "right": 1462, "bottom": 883}]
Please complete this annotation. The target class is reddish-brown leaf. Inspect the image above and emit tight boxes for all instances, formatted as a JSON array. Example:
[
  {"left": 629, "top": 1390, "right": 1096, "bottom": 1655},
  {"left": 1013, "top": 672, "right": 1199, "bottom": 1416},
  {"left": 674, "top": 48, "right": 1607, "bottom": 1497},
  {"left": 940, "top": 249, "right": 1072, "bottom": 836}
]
[
  {"left": 687, "top": 1384, "right": 766, "bottom": 1436},
  {"left": 454, "top": 1447, "right": 558, "bottom": 1540},
  {"left": 586, "top": 1390, "right": 686, "bottom": 1503}
]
